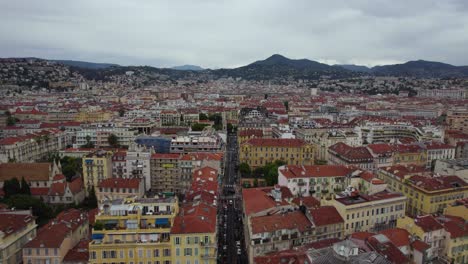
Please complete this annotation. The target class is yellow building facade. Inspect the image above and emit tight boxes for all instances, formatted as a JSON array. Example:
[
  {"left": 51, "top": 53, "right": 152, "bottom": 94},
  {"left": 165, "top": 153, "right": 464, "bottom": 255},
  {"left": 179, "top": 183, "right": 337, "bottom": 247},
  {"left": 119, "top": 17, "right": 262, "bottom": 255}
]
[
  {"left": 82, "top": 150, "right": 113, "bottom": 195},
  {"left": 323, "top": 192, "right": 406, "bottom": 236},
  {"left": 170, "top": 202, "right": 218, "bottom": 264},
  {"left": 377, "top": 167, "right": 468, "bottom": 216},
  {"left": 240, "top": 138, "right": 314, "bottom": 169},
  {"left": 89, "top": 196, "right": 179, "bottom": 264},
  {"left": 0, "top": 211, "right": 37, "bottom": 264},
  {"left": 444, "top": 199, "right": 468, "bottom": 220},
  {"left": 75, "top": 111, "right": 113, "bottom": 122}
]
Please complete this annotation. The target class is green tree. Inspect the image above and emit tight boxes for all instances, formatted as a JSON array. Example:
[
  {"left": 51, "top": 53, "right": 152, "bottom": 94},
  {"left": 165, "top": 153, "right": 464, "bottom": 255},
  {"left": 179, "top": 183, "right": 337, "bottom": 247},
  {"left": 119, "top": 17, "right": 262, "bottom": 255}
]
[
  {"left": 94, "top": 220, "right": 104, "bottom": 230},
  {"left": 108, "top": 134, "right": 119, "bottom": 148},
  {"left": 227, "top": 123, "right": 234, "bottom": 133},
  {"left": 208, "top": 113, "right": 222, "bottom": 126},
  {"left": 6, "top": 194, "right": 53, "bottom": 226},
  {"left": 6, "top": 116, "right": 18, "bottom": 126},
  {"left": 191, "top": 123, "right": 209, "bottom": 131},
  {"left": 85, "top": 186, "right": 98, "bottom": 209},
  {"left": 199, "top": 113, "right": 208, "bottom": 120},
  {"left": 283, "top": 101, "right": 289, "bottom": 111},
  {"left": 61, "top": 156, "right": 81, "bottom": 181},
  {"left": 3, "top": 178, "right": 21, "bottom": 198},
  {"left": 82, "top": 135, "right": 95, "bottom": 148},
  {"left": 20, "top": 177, "right": 31, "bottom": 195},
  {"left": 238, "top": 162, "right": 251, "bottom": 176},
  {"left": 118, "top": 108, "right": 125, "bottom": 117}
]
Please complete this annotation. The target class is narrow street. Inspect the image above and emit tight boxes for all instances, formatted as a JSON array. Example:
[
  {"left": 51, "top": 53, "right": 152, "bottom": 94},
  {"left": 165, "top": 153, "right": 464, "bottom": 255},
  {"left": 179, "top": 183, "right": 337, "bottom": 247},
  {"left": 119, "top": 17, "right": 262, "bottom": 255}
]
[{"left": 218, "top": 132, "right": 247, "bottom": 264}]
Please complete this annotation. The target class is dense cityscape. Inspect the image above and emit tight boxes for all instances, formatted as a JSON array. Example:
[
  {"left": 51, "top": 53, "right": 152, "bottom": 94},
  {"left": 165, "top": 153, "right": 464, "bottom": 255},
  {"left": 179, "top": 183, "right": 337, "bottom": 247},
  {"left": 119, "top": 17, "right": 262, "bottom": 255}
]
[
  {"left": 0, "top": 56, "right": 467, "bottom": 264},
  {"left": 2, "top": 0, "right": 468, "bottom": 263}
]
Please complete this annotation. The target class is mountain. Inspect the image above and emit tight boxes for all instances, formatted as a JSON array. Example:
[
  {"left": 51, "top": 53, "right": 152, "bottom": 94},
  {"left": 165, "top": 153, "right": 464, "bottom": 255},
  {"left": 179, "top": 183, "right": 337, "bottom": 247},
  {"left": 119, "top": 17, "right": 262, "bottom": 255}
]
[
  {"left": 52, "top": 60, "right": 119, "bottom": 69},
  {"left": 370, "top": 60, "right": 468, "bottom": 78},
  {"left": 336, "top": 64, "right": 372, "bottom": 73},
  {"left": 171, "top": 65, "right": 204, "bottom": 71},
  {"left": 211, "top": 54, "right": 357, "bottom": 80}
]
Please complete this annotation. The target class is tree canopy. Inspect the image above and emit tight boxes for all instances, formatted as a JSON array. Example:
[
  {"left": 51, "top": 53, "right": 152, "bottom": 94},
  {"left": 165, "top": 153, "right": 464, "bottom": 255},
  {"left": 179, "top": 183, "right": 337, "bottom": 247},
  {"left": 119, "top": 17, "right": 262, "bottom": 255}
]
[{"left": 108, "top": 134, "right": 119, "bottom": 148}]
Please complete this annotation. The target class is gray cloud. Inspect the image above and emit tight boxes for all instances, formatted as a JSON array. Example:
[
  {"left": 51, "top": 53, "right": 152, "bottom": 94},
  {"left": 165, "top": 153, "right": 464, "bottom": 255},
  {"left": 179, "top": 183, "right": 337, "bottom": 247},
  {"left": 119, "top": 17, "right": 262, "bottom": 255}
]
[{"left": 1, "top": 0, "right": 467, "bottom": 68}]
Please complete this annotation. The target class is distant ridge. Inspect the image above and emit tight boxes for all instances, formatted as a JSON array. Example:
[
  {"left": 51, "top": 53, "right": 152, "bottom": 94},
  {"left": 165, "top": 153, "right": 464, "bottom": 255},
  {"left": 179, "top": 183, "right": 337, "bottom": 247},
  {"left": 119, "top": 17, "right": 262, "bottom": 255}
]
[
  {"left": 336, "top": 60, "right": 468, "bottom": 78},
  {"left": 171, "top": 64, "right": 204, "bottom": 71},
  {"left": 52, "top": 59, "right": 119, "bottom": 69}
]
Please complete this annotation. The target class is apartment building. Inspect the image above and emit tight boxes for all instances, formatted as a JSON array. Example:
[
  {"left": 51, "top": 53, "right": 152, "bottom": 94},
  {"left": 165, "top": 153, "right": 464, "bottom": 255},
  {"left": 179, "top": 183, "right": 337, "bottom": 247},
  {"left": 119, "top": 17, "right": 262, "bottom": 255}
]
[
  {"left": 170, "top": 133, "right": 223, "bottom": 154},
  {"left": 328, "top": 142, "right": 374, "bottom": 170},
  {"left": 96, "top": 178, "right": 145, "bottom": 207},
  {"left": 277, "top": 165, "right": 356, "bottom": 198},
  {"left": 295, "top": 128, "right": 359, "bottom": 161},
  {"left": 397, "top": 215, "right": 446, "bottom": 261},
  {"left": 0, "top": 129, "right": 70, "bottom": 162},
  {"left": 22, "top": 209, "right": 89, "bottom": 264},
  {"left": 150, "top": 153, "right": 182, "bottom": 194},
  {"left": 322, "top": 191, "right": 407, "bottom": 236},
  {"left": 0, "top": 210, "right": 37, "bottom": 264},
  {"left": 378, "top": 165, "right": 467, "bottom": 216},
  {"left": 75, "top": 124, "right": 139, "bottom": 148},
  {"left": 447, "top": 108, "right": 468, "bottom": 133},
  {"left": 89, "top": 196, "right": 178, "bottom": 264},
  {"left": 179, "top": 152, "right": 224, "bottom": 193},
  {"left": 170, "top": 202, "right": 218, "bottom": 264},
  {"left": 125, "top": 143, "right": 152, "bottom": 191},
  {"left": 82, "top": 150, "right": 113, "bottom": 195},
  {"left": 240, "top": 138, "right": 314, "bottom": 169}
]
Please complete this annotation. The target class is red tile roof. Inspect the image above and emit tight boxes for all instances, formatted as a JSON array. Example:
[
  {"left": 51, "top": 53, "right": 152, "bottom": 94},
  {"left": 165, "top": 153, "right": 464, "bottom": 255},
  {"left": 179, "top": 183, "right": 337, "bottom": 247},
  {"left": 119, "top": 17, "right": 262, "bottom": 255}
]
[
  {"left": 30, "top": 187, "right": 50, "bottom": 196},
  {"left": 379, "top": 228, "right": 411, "bottom": 248},
  {"left": 308, "top": 206, "right": 344, "bottom": 226},
  {"left": 239, "top": 129, "right": 264, "bottom": 137},
  {"left": 279, "top": 165, "right": 355, "bottom": 179},
  {"left": 250, "top": 211, "right": 312, "bottom": 234},
  {"left": 171, "top": 203, "right": 217, "bottom": 234},
  {"left": 69, "top": 177, "right": 84, "bottom": 194},
  {"left": 350, "top": 231, "right": 375, "bottom": 241},
  {"left": 411, "top": 240, "right": 430, "bottom": 252},
  {"left": 436, "top": 215, "right": 468, "bottom": 239},
  {"left": 98, "top": 178, "right": 141, "bottom": 189},
  {"left": 63, "top": 239, "right": 89, "bottom": 263},
  {"left": 367, "top": 235, "right": 410, "bottom": 264},
  {"left": 0, "top": 163, "right": 51, "bottom": 182},
  {"left": 329, "top": 142, "right": 373, "bottom": 161},
  {"left": 25, "top": 209, "right": 87, "bottom": 249},
  {"left": 0, "top": 211, "right": 35, "bottom": 238},
  {"left": 408, "top": 175, "right": 467, "bottom": 192},
  {"left": 242, "top": 187, "right": 290, "bottom": 216},
  {"left": 291, "top": 196, "right": 320, "bottom": 209},
  {"left": 414, "top": 215, "right": 444, "bottom": 232},
  {"left": 243, "top": 138, "right": 308, "bottom": 148}
]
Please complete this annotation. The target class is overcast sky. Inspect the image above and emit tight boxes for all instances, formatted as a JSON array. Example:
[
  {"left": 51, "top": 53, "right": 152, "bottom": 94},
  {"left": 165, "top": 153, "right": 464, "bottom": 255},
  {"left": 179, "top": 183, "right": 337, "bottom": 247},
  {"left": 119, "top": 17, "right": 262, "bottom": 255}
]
[{"left": 1, "top": 0, "right": 468, "bottom": 68}]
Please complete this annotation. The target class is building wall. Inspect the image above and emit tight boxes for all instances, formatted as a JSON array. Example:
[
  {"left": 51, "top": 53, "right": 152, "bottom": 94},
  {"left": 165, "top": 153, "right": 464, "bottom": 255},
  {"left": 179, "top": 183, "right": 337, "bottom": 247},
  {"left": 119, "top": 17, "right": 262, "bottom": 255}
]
[
  {"left": 397, "top": 216, "right": 444, "bottom": 260},
  {"left": 82, "top": 153, "right": 113, "bottom": 195},
  {"left": 240, "top": 143, "right": 314, "bottom": 169},
  {"left": 171, "top": 233, "right": 217, "bottom": 264},
  {"left": 377, "top": 170, "right": 468, "bottom": 216},
  {"left": 0, "top": 221, "right": 37, "bottom": 264},
  {"left": 323, "top": 196, "right": 406, "bottom": 236}
]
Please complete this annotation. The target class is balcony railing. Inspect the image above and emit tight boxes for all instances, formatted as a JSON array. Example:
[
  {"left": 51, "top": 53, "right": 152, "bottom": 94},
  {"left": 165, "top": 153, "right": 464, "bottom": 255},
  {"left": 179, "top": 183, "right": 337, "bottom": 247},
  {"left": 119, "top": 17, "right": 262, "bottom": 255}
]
[
  {"left": 200, "top": 241, "right": 217, "bottom": 247},
  {"left": 201, "top": 253, "right": 217, "bottom": 259}
]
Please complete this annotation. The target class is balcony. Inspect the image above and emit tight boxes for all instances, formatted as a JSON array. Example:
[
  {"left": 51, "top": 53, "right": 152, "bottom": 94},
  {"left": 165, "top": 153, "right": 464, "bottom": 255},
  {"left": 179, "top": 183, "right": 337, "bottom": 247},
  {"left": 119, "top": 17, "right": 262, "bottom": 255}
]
[
  {"left": 201, "top": 253, "right": 217, "bottom": 259},
  {"left": 200, "top": 241, "right": 217, "bottom": 248}
]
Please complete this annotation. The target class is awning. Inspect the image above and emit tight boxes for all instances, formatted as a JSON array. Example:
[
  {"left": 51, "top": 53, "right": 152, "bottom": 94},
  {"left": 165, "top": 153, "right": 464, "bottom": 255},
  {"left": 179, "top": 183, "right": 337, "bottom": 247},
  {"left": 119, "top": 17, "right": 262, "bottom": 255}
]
[
  {"left": 92, "top": 234, "right": 104, "bottom": 240},
  {"left": 156, "top": 218, "right": 169, "bottom": 225}
]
